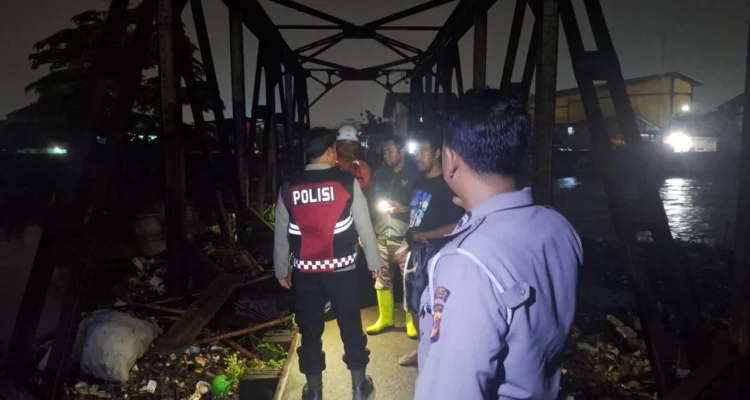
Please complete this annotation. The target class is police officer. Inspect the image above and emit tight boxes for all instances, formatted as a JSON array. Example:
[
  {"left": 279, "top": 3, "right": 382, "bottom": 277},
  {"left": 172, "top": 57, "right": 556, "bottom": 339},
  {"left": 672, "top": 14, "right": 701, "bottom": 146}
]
[
  {"left": 414, "top": 89, "right": 582, "bottom": 399},
  {"left": 274, "top": 128, "right": 382, "bottom": 400}
]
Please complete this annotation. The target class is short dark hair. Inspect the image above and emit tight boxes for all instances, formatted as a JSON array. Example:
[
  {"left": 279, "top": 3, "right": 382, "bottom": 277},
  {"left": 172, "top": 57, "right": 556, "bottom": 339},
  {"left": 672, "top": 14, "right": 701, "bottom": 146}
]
[
  {"left": 382, "top": 134, "right": 405, "bottom": 150},
  {"left": 444, "top": 88, "right": 531, "bottom": 176},
  {"left": 414, "top": 131, "right": 442, "bottom": 154},
  {"left": 303, "top": 127, "right": 336, "bottom": 160}
]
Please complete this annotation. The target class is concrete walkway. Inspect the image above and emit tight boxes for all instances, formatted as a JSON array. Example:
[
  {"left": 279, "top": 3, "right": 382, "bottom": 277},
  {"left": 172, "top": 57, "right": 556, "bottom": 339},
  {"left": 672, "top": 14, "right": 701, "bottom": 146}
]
[{"left": 281, "top": 306, "right": 418, "bottom": 400}]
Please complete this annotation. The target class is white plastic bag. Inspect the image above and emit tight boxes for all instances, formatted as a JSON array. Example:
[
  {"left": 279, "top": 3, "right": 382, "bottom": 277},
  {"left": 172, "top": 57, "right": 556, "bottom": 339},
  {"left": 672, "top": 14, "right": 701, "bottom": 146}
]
[{"left": 79, "top": 310, "right": 161, "bottom": 383}]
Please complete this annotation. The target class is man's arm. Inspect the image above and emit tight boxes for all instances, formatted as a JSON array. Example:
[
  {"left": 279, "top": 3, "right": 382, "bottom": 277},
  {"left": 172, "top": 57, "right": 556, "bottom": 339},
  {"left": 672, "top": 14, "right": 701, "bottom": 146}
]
[
  {"left": 414, "top": 223, "right": 457, "bottom": 242},
  {"left": 358, "top": 160, "right": 372, "bottom": 191},
  {"left": 414, "top": 254, "right": 508, "bottom": 399},
  {"left": 273, "top": 193, "right": 291, "bottom": 281},
  {"left": 351, "top": 179, "right": 382, "bottom": 271}
]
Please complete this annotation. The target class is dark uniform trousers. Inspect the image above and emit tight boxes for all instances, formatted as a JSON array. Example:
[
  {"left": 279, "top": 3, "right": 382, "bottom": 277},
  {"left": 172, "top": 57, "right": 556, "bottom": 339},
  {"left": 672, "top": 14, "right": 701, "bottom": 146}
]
[{"left": 292, "top": 267, "right": 370, "bottom": 375}]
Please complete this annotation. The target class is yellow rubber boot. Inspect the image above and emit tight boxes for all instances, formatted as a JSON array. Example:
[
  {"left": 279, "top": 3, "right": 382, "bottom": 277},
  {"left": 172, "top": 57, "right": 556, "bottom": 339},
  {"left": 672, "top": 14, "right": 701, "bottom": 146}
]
[
  {"left": 405, "top": 313, "right": 418, "bottom": 338},
  {"left": 365, "top": 290, "right": 394, "bottom": 335}
]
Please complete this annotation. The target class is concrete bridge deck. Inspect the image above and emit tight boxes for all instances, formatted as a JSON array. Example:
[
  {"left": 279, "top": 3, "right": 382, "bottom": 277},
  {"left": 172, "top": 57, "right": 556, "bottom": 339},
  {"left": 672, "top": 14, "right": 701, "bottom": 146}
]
[{"left": 280, "top": 306, "right": 418, "bottom": 400}]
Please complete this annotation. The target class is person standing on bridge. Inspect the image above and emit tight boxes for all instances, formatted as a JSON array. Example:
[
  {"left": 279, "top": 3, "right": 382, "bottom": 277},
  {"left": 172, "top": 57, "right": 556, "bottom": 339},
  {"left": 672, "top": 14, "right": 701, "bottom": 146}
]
[
  {"left": 414, "top": 89, "right": 582, "bottom": 399},
  {"left": 335, "top": 124, "right": 372, "bottom": 192},
  {"left": 365, "top": 135, "right": 420, "bottom": 336},
  {"left": 396, "top": 131, "right": 464, "bottom": 367},
  {"left": 273, "top": 127, "right": 382, "bottom": 400}
]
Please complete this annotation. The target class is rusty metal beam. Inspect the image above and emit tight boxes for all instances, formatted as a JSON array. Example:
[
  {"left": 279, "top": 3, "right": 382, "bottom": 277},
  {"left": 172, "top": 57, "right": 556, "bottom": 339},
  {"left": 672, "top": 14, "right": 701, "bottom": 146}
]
[
  {"left": 730, "top": 20, "right": 750, "bottom": 351},
  {"left": 278, "top": 24, "right": 442, "bottom": 31},
  {"left": 160, "top": 0, "right": 188, "bottom": 297},
  {"left": 230, "top": 1, "right": 249, "bottom": 240},
  {"left": 41, "top": 1, "right": 161, "bottom": 397},
  {"left": 530, "top": 0, "right": 558, "bottom": 206},
  {"left": 364, "top": 0, "right": 457, "bottom": 27},
  {"left": 220, "top": 0, "right": 303, "bottom": 74},
  {"left": 3, "top": 0, "right": 133, "bottom": 379},
  {"left": 473, "top": 10, "right": 487, "bottom": 88},
  {"left": 412, "top": 0, "right": 498, "bottom": 78},
  {"left": 176, "top": 18, "right": 232, "bottom": 244},
  {"left": 269, "top": 0, "right": 356, "bottom": 28},
  {"left": 558, "top": 0, "right": 710, "bottom": 393}
]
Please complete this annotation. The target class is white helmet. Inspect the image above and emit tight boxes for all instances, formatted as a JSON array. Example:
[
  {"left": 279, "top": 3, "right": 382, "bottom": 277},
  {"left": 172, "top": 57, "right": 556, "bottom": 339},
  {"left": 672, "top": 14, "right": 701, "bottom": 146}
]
[{"left": 337, "top": 124, "right": 359, "bottom": 142}]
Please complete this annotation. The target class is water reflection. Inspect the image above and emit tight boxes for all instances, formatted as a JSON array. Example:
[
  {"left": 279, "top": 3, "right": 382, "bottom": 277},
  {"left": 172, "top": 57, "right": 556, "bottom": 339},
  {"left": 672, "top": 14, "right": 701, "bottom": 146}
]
[
  {"left": 556, "top": 177, "right": 581, "bottom": 189},
  {"left": 553, "top": 177, "right": 736, "bottom": 244}
]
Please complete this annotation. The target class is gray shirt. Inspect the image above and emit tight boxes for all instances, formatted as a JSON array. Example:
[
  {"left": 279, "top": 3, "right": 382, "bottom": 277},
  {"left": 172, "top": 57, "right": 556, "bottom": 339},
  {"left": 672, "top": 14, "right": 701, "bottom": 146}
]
[
  {"left": 415, "top": 188, "right": 582, "bottom": 400},
  {"left": 273, "top": 163, "right": 381, "bottom": 279}
]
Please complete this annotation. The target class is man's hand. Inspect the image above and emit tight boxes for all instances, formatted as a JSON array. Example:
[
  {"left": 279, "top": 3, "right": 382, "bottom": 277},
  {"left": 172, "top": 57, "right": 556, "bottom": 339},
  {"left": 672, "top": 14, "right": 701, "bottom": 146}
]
[
  {"left": 278, "top": 277, "right": 292, "bottom": 289},
  {"left": 412, "top": 232, "right": 429, "bottom": 244},
  {"left": 394, "top": 245, "right": 409, "bottom": 265},
  {"left": 389, "top": 202, "right": 409, "bottom": 214}
]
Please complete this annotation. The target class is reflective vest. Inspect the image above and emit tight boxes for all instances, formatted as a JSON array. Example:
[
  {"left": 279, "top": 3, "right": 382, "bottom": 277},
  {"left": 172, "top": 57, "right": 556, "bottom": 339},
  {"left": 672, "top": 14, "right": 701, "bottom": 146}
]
[{"left": 282, "top": 168, "right": 359, "bottom": 273}]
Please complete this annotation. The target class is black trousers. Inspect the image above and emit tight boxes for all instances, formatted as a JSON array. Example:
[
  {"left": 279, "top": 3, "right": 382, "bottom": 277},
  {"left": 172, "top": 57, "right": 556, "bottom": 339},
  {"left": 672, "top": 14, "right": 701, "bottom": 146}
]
[{"left": 292, "top": 267, "right": 370, "bottom": 375}]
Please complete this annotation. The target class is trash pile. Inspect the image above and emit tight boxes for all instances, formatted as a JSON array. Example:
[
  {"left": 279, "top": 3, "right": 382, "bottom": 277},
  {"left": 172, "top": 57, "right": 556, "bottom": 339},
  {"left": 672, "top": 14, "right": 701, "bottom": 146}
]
[
  {"left": 558, "top": 238, "right": 733, "bottom": 399},
  {"left": 65, "top": 341, "right": 262, "bottom": 399},
  {"left": 48, "top": 234, "right": 289, "bottom": 399}
]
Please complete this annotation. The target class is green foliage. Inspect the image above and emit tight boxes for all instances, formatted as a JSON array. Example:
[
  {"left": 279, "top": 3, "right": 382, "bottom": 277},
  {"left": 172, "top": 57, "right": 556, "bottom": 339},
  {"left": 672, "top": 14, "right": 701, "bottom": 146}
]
[
  {"left": 249, "top": 343, "right": 288, "bottom": 370},
  {"left": 222, "top": 353, "right": 247, "bottom": 389},
  {"left": 263, "top": 203, "right": 276, "bottom": 229},
  {"left": 10, "top": 7, "right": 217, "bottom": 136}
]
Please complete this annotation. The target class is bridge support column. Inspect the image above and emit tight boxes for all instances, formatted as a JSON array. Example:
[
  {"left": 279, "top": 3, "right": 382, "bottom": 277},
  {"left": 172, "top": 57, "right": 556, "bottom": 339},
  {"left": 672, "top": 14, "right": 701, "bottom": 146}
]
[{"left": 473, "top": 10, "right": 487, "bottom": 89}]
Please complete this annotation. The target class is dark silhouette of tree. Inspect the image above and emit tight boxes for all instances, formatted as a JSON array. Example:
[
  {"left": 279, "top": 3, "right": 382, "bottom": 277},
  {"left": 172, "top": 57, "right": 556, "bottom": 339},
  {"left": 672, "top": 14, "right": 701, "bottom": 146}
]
[{"left": 8, "top": 7, "right": 215, "bottom": 137}]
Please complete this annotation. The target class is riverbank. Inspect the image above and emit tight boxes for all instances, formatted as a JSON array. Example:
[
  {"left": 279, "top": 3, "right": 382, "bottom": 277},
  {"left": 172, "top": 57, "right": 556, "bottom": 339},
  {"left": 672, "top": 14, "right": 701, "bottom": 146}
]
[{"left": 560, "top": 238, "right": 733, "bottom": 399}]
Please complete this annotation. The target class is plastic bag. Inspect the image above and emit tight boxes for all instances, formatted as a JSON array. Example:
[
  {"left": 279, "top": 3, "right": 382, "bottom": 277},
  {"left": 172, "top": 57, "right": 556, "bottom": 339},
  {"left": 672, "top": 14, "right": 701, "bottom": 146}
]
[{"left": 79, "top": 310, "right": 161, "bottom": 383}]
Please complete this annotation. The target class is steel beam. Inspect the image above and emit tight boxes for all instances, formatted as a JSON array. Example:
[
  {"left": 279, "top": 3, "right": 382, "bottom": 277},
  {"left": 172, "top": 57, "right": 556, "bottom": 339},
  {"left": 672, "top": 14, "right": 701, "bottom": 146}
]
[
  {"left": 277, "top": 24, "right": 441, "bottom": 31},
  {"left": 160, "top": 0, "right": 188, "bottom": 297},
  {"left": 530, "top": 0, "right": 558, "bottom": 206},
  {"left": 283, "top": 72, "right": 296, "bottom": 170},
  {"left": 220, "top": 0, "right": 303, "bottom": 74},
  {"left": 230, "top": 1, "right": 249, "bottom": 239},
  {"left": 364, "top": 0, "right": 457, "bottom": 27},
  {"left": 730, "top": 20, "right": 750, "bottom": 352},
  {"left": 411, "top": 0, "right": 498, "bottom": 78},
  {"left": 473, "top": 10, "right": 487, "bottom": 88},
  {"left": 269, "top": 0, "right": 355, "bottom": 28},
  {"left": 43, "top": 1, "right": 160, "bottom": 397},
  {"left": 3, "top": 0, "right": 132, "bottom": 378},
  {"left": 176, "top": 17, "right": 232, "bottom": 244}
]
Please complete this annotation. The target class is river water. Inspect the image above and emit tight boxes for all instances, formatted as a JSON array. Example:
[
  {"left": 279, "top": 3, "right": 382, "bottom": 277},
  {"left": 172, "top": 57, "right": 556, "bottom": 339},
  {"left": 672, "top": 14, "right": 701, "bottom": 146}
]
[{"left": 553, "top": 176, "right": 739, "bottom": 245}]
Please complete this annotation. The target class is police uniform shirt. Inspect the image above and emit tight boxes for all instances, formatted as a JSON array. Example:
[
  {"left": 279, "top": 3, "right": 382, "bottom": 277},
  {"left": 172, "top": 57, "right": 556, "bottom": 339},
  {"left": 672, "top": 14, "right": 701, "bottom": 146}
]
[{"left": 414, "top": 188, "right": 582, "bottom": 400}]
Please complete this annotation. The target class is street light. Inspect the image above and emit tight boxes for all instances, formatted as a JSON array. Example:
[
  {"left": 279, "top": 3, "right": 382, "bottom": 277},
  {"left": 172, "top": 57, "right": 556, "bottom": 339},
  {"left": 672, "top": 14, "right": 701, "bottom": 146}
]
[{"left": 681, "top": 104, "right": 690, "bottom": 113}]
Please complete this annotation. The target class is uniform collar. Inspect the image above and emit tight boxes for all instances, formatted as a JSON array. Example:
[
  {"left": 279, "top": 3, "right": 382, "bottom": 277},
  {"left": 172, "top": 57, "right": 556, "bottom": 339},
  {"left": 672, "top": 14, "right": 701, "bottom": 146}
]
[
  {"left": 306, "top": 163, "right": 333, "bottom": 171},
  {"left": 449, "top": 187, "right": 533, "bottom": 237}
]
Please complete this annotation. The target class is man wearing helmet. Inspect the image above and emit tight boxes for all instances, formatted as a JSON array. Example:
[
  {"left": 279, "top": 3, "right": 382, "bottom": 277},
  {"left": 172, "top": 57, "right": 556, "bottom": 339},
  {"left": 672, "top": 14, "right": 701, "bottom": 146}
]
[{"left": 336, "top": 124, "right": 372, "bottom": 192}]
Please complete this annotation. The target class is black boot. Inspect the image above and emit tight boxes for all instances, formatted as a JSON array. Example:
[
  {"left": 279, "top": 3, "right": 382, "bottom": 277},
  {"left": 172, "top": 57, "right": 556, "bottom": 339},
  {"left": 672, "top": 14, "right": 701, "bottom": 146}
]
[
  {"left": 351, "top": 368, "right": 374, "bottom": 400},
  {"left": 302, "top": 373, "right": 323, "bottom": 400}
]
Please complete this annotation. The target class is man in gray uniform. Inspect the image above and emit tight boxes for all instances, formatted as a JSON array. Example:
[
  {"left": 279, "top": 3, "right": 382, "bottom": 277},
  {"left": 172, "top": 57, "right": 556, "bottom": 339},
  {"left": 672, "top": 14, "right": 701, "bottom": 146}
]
[{"left": 415, "top": 89, "right": 582, "bottom": 399}]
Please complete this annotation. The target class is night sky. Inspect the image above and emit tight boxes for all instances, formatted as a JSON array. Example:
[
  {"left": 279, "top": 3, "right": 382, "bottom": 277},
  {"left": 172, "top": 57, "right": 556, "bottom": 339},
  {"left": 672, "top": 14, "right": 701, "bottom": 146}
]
[{"left": 1, "top": 0, "right": 748, "bottom": 128}]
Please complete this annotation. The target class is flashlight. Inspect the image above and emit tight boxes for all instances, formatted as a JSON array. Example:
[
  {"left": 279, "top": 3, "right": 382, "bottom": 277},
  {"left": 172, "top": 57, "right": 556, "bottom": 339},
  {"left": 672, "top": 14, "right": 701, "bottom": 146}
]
[
  {"left": 407, "top": 140, "right": 418, "bottom": 154},
  {"left": 377, "top": 200, "right": 394, "bottom": 213}
]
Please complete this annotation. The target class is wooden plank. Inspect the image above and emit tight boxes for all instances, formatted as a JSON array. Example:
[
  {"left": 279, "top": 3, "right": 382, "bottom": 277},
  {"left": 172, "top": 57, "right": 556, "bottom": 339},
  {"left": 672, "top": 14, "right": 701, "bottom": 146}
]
[{"left": 152, "top": 273, "right": 243, "bottom": 355}]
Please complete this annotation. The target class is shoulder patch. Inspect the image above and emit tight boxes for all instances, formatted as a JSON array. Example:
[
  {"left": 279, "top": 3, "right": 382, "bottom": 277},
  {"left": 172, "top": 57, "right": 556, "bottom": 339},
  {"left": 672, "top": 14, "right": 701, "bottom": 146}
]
[
  {"left": 430, "top": 303, "right": 444, "bottom": 342},
  {"left": 434, "top": 286, "right": 450, "bottom": 302}
]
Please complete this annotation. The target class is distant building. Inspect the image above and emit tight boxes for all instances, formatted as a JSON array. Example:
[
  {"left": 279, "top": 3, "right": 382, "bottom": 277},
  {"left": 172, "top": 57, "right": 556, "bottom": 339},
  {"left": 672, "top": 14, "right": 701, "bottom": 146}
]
[{"left": 529, "top": 71, "right": 702, "bottom": 129}]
